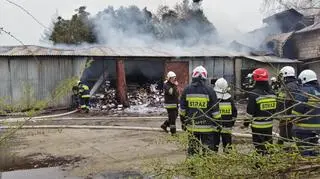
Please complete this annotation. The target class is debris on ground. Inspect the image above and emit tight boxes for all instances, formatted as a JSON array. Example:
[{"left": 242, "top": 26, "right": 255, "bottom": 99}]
[
  {"left": 1, "top": 153, "right": 84, "bottom": 172},
  {"left": 90, "top": 82, "right": 164, "bottom": 114}
]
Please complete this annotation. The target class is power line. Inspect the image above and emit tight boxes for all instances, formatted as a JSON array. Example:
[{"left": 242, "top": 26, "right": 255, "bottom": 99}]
[{"left": 4, "top": 0, "right": 49, "bottom": 30}]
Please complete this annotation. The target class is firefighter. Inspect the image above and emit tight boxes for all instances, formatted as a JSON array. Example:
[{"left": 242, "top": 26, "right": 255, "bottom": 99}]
[
  {"left": 78, "top": 81, "right": 90, "bottom": 113},
  {"left": 244, "top": 73, "right": 254, "bottom": 90},
  {"left": 292, "top": 69, "right": 320, "bottom": 156},
  {"left": 180, "top": 66, "right": 221, "bottom": 155},
  {"left": 245, "top": 68, "right": 277, "bottom": 155},
  {"left": 161, "top": 71, "right": 179, "bottom": 135},
  {"left": 213, "top": 78, "right": 237, "bottom": 152},
  {"left": 277, "top": 66, "right": 300, "bottom": 145},
  {"left": 271, "top": 77, "right": 281, "bottom": 93}
]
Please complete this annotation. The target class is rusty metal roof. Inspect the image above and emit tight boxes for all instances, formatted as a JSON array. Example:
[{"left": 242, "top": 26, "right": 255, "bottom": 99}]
[
  {"left": 0, "top": 45, "right": 300, "bottom": 63},
  {"left": 296, "top": 22, "right": 320, "bottom": 33},
  {"left": 244, "top": 56, "right": 301, "bottom": 63},
  {"left": 0, "top": 45, "right": 243, "bottom": 57}
]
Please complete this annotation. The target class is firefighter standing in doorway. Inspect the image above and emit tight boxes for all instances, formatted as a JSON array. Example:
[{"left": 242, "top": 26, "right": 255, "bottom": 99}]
[
  {"left": 292, "top": 69, "right": 320, "bottom": 156},
  {"left": 180, "top": 66, "right": 221, "bottom": 155},
  {"left": 213, "top": 78, "right": 237, "bottom": 152},
  {"left": 245, "top": 68, "right": 277, "bottom": 155},
  {"left": 277, "top": 66, "right": 300, "bottom": 145},
  {"left": 161, "top": 71, "right": 179, "bottom": 135},
  {"left": 78, "top": 81, "right": 90, "bottom": 113}
]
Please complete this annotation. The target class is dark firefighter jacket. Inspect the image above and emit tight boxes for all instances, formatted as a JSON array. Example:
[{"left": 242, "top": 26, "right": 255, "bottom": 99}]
[
  {"left": 78, "top": 84, "right": 90, "bottom": 98},
  {"left": 277, "top": 77, "right": 300, "bottom": 116},
  {"left": 246, "top": 84, "right": 277, "bottom": 129},
  {"left": 163, "top": 81, "right": 179, "bottom": 109},
  {"left": 218, "top": 97, "right": 238, "bottom": 130},
  {"left": 180, "top": 78, "right": 221, "bottom": 133},
  {"left": 292, "top": 82, "right": 320, "bottom": 131}
]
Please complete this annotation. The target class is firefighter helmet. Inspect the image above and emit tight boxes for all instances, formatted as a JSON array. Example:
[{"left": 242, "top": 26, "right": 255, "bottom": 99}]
[
  {"left": 298, "top": 69, "right": 317, "bottom": 84},
  {"left": 167, "top": 71, "right": 176, "bottom": 79},
  {"left": 192, "top": 66, "right": 207, "bottom": 79},
  {"left": 280, "top": 66, "right": 295, "bottom": 77},
  {"left": 214, "top": 78, "right": 231, "bottom": 99},
  {"left": 271, "top": 77, "right": 277, "bottom": 82},
  {"left": 253, "top": 68, "right": 269, "bottom": 81}
]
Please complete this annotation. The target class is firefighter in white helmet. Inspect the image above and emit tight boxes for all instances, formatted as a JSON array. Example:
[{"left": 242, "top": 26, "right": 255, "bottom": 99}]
[
  {"left": 277, "top": 66, "right": 300, "bottom": 145},
  {"left": 292, "top": 69, "right": 320, "bottom": 156},
  {"left": 180, "top": 66, "right": 221, "bottom": 155},
  {"left": 161, "top": 71, "right": 179, "bottom": 135},
  {"left": 213, "top": 78, "right": 237, "bottom": 152}
]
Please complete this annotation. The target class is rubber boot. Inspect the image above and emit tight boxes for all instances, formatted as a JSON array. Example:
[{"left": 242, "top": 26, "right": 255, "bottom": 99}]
[
  {"left": 161, "top": 121, "right": 169, "bottom": 133},
  {"left": 170, "top": 128, "right": 177, "bottom": 135}
]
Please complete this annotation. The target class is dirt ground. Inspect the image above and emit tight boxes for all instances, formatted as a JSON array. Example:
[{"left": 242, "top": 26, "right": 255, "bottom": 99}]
[
  {"left": 3, "top": 114, "right": 252, "bottom": 178},
  {"left": 1, "top": 103, "right": 252, "bottom": 178},
  {"left": 7, "top": 123, "right": 185, "bottom": 177}
]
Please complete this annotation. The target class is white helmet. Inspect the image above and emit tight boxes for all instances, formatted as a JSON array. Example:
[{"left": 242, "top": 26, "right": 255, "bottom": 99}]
[
  {"left": 214, "top": 78, "right": 231, "bottom": 99},
  {"left": 192, "top": 66, "right": 207, "bottom": 79},
  {"left": 298, "top": 69, "right": 317, "bottom": 84},
  {"left": 280, "top": 66, "right": 295, "bottom": 77},
  {"left": 247, "top": 73, "right": 252, "bottom": 78},
  {"left": 167, "top": 71, "right": 176, "bottom": 79},
  {"left": 271, "top": 77, "right": 277, "bottom": 82}
]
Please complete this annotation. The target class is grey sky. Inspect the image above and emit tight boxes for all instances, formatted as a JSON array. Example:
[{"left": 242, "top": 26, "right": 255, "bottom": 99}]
[{"left": 0, "top": 0, "right": 264, "bottom": 46}]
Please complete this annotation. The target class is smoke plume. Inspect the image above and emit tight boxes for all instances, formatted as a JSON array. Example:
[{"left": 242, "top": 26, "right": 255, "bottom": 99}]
[{"left": 92, "top": 0, "right": 218, "bottom": 47}]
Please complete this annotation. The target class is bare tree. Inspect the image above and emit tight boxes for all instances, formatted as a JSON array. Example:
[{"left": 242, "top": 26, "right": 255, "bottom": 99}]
[{"left": 262, "top": 0, "right": 320, "bottom": 15}]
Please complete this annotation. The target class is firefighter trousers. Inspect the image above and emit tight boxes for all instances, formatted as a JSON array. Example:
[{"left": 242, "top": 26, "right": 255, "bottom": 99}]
[
  {"left": 212, "top": 131, "right": 232, "bottom": 152},
  {"left": 293, "top": 129, "right": 319, "bottom": 156},
  {"left": 278, "top": 119, "right": 293, "bottom": 144},
  {"left": 80, "top": 97, "right": 90, "bottom": 112},
  {"left": 251, "top": 127, "right": 273, "bottom": 155},
  {"left": 162, "top": 108, "right": 178, "bottom": 134},
  {"left": 187, "top": 132, "right": 215, "bottom": 156}
]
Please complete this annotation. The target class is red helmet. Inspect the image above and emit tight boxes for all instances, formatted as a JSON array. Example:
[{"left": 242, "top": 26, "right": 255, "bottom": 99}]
[{"left": 252, "top": 68, "right": 269, "bottom": 81}]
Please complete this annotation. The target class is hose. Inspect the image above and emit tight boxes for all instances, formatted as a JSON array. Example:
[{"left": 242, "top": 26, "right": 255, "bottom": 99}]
[{"left": 0, "top": 124, "right": 280, "bottom": 138}]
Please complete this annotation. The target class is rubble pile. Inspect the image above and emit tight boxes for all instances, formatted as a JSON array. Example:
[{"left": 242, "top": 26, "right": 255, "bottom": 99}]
[
  {"left": 90, "top": 83, "right": 165, "bottom": 114},
  {"left": 128, "top": 88, "right": 164, "bottom": 107}
]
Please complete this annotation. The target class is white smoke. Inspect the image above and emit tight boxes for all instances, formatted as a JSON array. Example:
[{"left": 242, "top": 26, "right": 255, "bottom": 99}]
[{"left": 92, "top": 1, "right": 219, "bottom": 48}]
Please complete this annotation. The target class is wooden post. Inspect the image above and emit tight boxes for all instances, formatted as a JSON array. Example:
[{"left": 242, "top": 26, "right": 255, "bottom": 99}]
[{"left": 116, "top": 58, "right": 129, "bottom": 107}]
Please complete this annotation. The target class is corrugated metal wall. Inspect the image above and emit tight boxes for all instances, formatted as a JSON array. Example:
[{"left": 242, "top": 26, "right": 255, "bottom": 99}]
[
  {"left": 241, "top": 58, "right": 298, "bottom": 78},
  {"left": 187, "top": 57, "right": 234, "bottom": 82},
  {"left": 0, "top": 56, "right": 87, "bottom": 107}
]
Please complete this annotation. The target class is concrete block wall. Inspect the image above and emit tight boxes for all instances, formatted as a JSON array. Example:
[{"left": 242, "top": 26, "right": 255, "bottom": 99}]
[{"left": 294, "top": 30, "right": 320, "bottom": 59}]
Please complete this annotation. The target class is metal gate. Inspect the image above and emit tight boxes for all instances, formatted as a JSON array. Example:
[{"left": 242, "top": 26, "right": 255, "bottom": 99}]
[{"left": 165, "top": 61, "right": 189, "bottom": 94}]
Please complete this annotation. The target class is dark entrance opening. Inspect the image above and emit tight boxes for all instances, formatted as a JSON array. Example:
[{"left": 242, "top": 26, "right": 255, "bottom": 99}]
[{"left": 125, "top": 59, "right": 165, "bottom": 91}]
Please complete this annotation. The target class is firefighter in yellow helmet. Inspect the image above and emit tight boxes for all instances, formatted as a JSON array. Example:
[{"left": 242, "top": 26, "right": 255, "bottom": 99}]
[{"left": 77, "top": 80, "right": 90, "bottom": 113}]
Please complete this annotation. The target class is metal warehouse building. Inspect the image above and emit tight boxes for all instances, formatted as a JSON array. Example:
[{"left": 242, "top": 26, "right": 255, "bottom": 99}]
[{"left": 0, "top": 45, "right": 300, "bottom": 107}]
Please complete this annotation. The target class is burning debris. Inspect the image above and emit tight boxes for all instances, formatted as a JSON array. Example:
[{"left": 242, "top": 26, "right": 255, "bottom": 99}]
[{"left": 90, "top": 81, "right": 164, "bottom": 114}]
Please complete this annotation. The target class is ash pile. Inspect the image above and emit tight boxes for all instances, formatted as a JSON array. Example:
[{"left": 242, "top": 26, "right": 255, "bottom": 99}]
[{"left": 90, "top": 81, "right": 166, "bottom": 115}]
